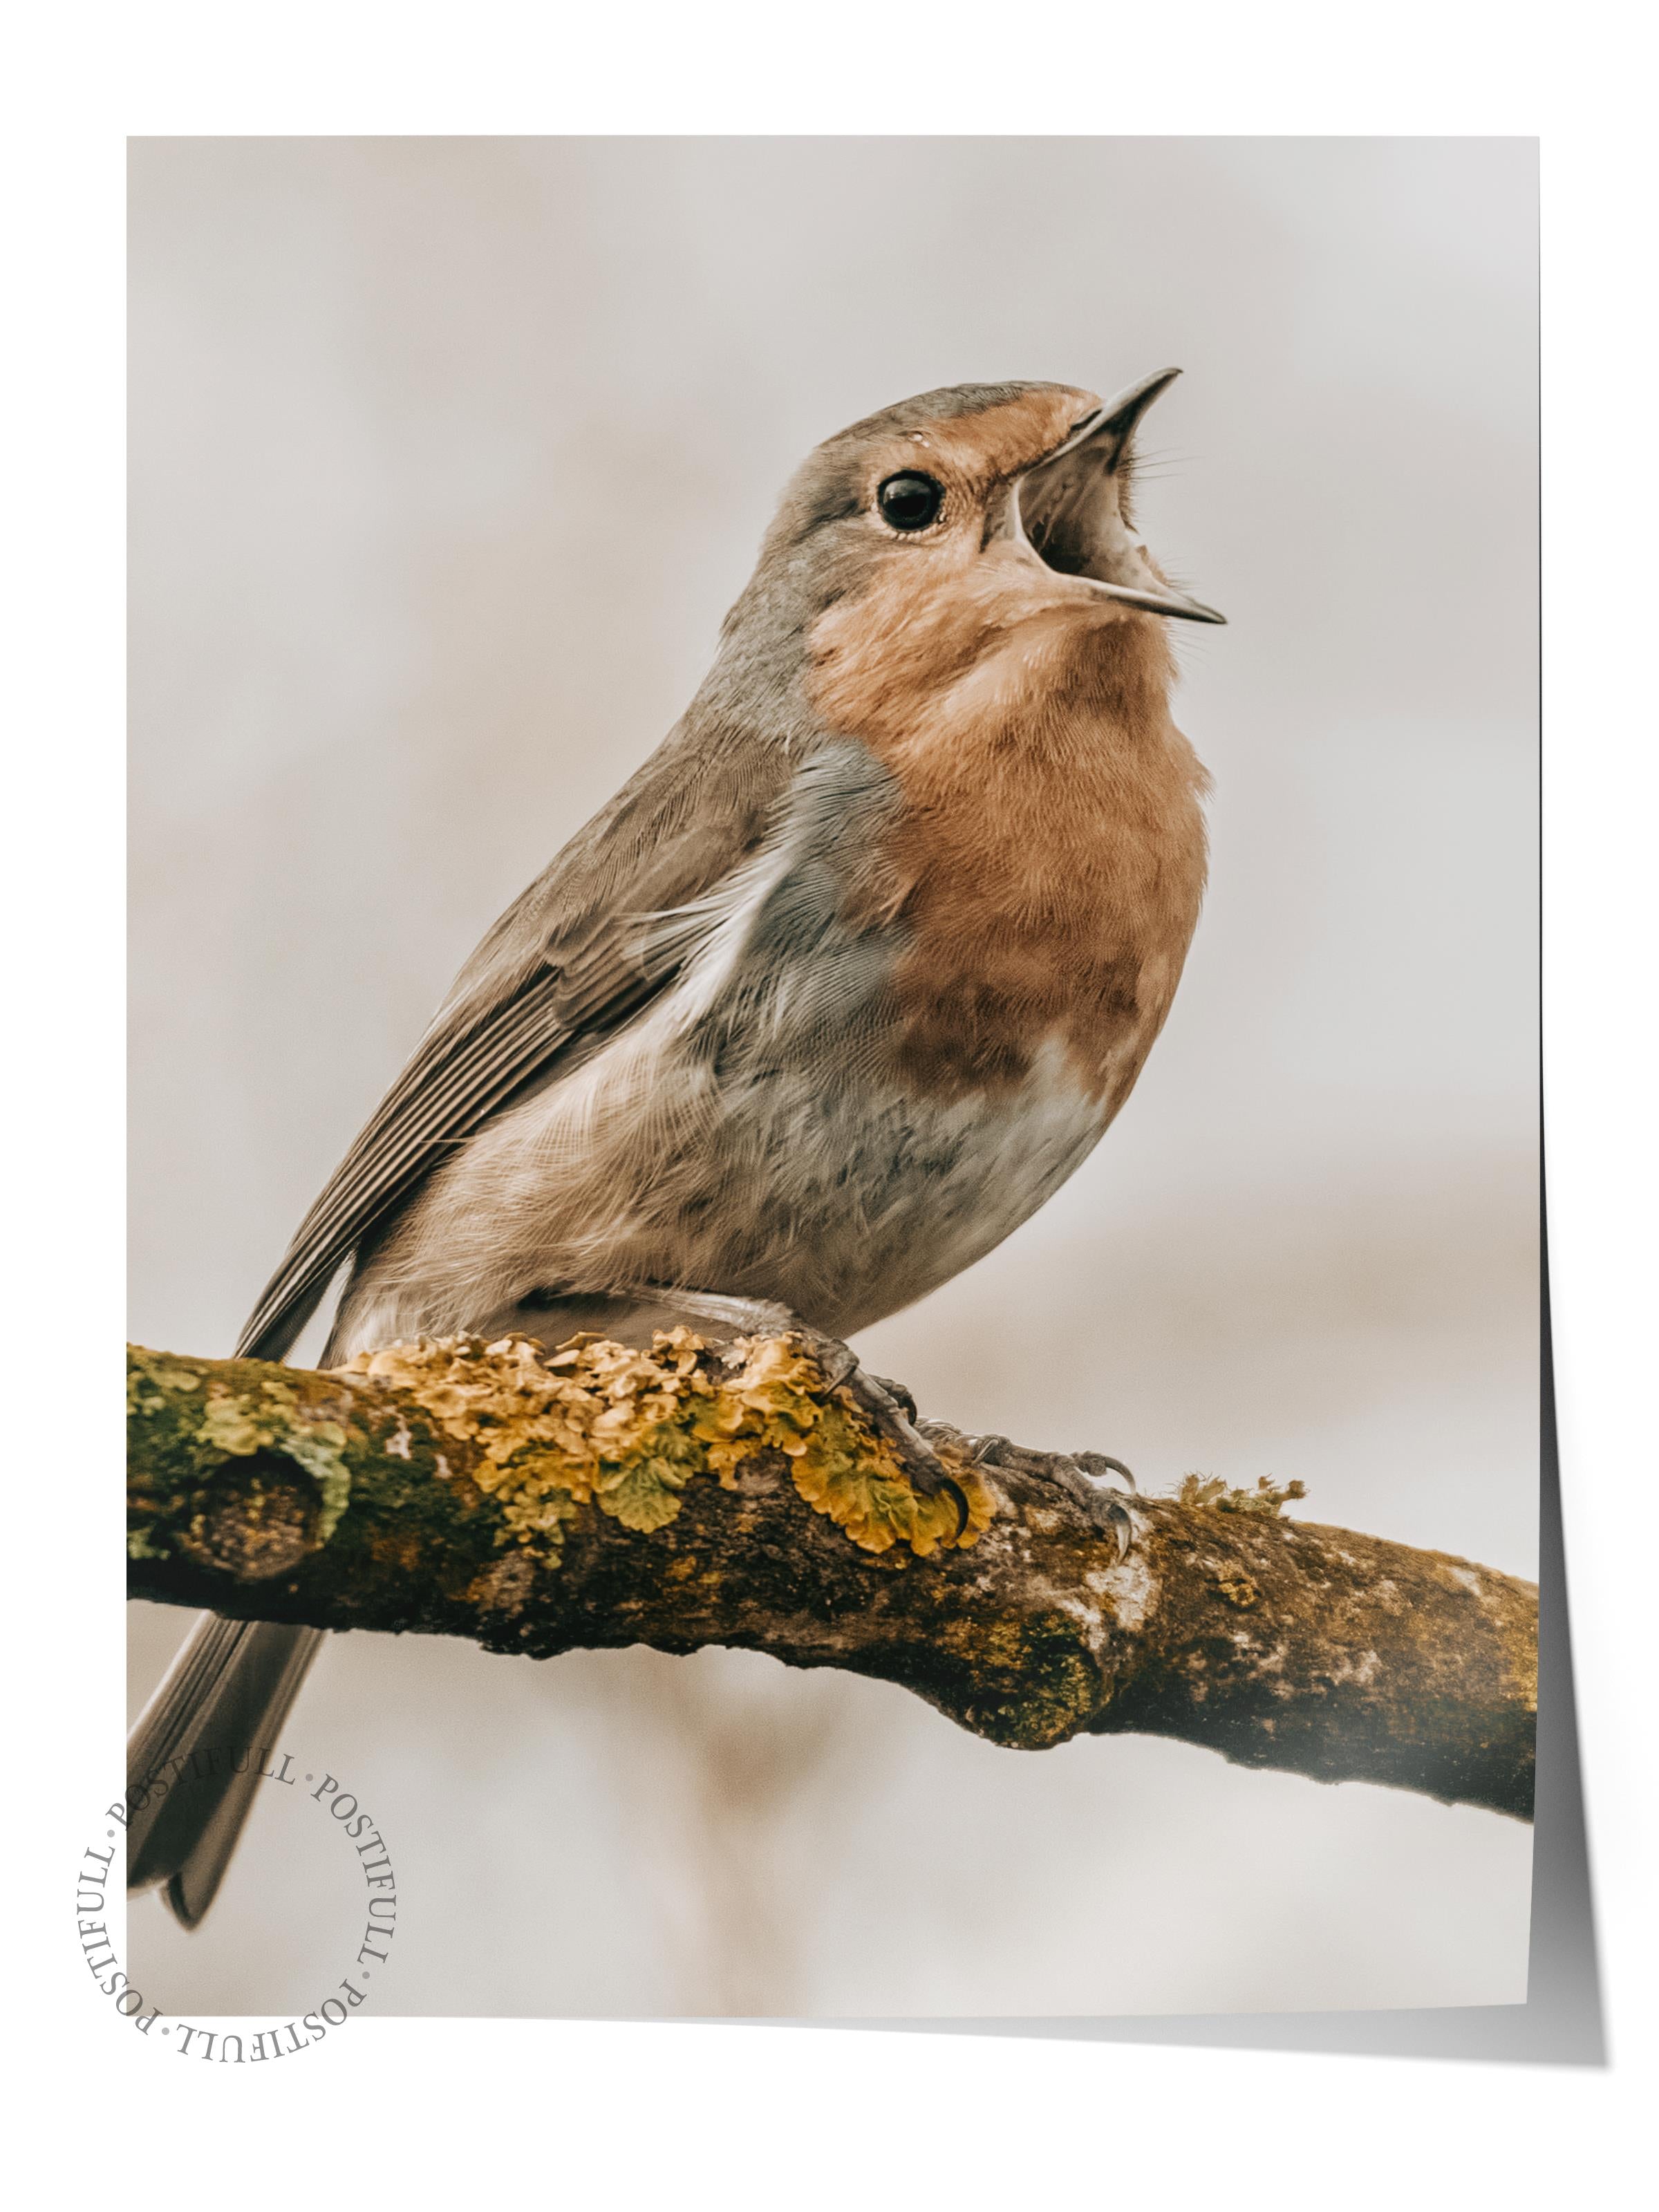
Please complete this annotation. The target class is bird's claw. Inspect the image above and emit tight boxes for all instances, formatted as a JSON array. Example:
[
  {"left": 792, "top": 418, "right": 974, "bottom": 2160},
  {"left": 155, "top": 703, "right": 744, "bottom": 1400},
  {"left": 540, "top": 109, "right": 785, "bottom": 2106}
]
[
  {"left": 966, "top": 1433, "right": 1138, "bottom": 1557},
  {"left": 865, "top": 1371, "right": 919, "bottom": 1424},
  {"left": 1099, "top": 1490, "right": 1136, "bottom": 1562},
  {"left": 1072, "top": 1451, "right": 1136, "bottom": 1492}
]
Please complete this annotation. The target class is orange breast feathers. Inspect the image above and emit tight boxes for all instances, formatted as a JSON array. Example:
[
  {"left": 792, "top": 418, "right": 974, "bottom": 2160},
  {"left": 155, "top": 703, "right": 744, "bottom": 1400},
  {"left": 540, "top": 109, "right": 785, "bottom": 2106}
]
[{"left": 807, "top": 553, "right": 1211, "bottom": 1106}]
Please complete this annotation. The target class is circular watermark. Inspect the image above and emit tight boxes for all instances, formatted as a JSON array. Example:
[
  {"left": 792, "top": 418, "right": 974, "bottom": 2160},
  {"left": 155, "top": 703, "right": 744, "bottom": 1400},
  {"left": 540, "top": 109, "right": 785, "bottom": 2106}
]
[{"left": 81, "top": 1744, "right": 398, "bottom": 2061}]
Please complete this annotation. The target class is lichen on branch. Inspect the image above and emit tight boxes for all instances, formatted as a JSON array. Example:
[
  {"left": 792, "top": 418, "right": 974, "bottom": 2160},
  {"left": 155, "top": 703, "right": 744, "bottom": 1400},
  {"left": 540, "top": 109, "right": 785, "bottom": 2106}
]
[
  {"left": 336, "top": 1329, "right": 991, "bottom": 1559},
  {"left": 126, "top": 1335, "right": 1539, "bottom": 1820}
]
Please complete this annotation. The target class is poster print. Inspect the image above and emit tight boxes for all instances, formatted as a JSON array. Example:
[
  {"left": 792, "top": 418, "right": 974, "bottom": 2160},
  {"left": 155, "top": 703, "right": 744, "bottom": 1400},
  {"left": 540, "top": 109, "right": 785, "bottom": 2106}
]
[{"left": 127, "top": 136, "right": 1538, "bottom": 2024}]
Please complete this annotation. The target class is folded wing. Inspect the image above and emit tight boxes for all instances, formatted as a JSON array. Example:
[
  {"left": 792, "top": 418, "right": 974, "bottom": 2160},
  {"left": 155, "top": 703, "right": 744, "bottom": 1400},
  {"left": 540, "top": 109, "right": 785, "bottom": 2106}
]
[{"left": 236, "top": 722, "right": 793, "bottom": 1362}]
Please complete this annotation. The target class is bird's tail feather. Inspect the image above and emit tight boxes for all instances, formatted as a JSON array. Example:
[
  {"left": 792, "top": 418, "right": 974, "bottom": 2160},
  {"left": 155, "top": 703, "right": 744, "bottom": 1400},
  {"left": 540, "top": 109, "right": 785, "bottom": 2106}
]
[{"left": 126, "top": 1614, "right": 326, "bottom": 1929}]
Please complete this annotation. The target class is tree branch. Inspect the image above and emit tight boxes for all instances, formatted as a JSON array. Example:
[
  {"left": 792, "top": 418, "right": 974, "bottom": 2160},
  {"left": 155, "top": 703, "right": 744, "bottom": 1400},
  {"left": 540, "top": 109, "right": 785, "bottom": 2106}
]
[{"left": 126, "top": 1334, "right": 1537, "bottom": 1820}]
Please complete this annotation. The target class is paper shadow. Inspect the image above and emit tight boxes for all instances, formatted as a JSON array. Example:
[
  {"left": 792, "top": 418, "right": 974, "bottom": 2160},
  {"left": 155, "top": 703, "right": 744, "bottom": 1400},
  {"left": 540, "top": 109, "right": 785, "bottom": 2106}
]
[{"left": 819, "top": 1232, "right": 1606, "bottom": 2065}]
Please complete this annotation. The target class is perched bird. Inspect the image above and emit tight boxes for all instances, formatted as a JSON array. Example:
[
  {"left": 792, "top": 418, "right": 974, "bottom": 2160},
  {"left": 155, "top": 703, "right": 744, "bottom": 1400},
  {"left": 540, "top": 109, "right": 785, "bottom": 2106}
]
[{"left": 128, "top": 370, "right": 1224, "bottom": 1926}]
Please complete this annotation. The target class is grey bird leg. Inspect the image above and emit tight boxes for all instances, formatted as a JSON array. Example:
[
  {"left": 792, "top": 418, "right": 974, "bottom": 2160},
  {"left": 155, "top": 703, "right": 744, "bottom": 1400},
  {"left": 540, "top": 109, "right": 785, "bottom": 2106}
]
[{"left": 567, "top": 1288, "right": 971, "bottom": 1538}]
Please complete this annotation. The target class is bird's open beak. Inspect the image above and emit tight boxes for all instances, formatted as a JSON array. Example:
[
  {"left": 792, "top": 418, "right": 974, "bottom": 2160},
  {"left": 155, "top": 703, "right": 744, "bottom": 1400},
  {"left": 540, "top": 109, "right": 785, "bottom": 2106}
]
[{"left": 1009, "top": 368, "right": 1225, "bottom": 624}]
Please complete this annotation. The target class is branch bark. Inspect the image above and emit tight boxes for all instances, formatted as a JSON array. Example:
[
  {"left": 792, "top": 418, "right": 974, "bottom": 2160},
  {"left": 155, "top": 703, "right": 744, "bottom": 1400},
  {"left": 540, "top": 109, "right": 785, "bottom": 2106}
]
[{"left": 126, "top": 1334, "right": 1537, "bottom": 1820}]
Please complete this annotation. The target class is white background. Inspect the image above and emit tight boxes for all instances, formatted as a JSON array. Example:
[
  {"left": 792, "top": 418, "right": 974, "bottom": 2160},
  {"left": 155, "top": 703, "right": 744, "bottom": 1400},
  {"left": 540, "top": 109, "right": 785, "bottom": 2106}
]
[{"left": 4, "top": 3, "right": 1653, "bottom": 2206}]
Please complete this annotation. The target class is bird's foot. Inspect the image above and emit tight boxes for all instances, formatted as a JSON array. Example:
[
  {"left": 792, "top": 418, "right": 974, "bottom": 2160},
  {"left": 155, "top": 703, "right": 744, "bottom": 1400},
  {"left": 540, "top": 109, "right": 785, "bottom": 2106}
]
[
  {"left": 964, "top": 1433, "right": 1139, "bottom": 1559},
  {"left": 646, "top": 1291, "right": 970, "bottom": 1537}
]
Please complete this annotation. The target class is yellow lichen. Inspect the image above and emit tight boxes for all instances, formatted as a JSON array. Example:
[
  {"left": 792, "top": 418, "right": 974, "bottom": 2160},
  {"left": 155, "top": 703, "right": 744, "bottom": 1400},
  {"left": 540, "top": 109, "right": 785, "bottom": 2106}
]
[
  {"left": 339, "top": 1331, "right": 991, "bottom": 1563},
  {"left": 785, "top": 1401, "right": 973, "bottom": 1557},
  {"left": 1217, "top": 1575, "right": 1262, "bottom": 1609}
]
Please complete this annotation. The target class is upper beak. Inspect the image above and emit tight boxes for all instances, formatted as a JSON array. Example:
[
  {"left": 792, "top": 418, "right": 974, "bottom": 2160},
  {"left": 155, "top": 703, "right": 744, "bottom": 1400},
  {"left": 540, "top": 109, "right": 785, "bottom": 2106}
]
[{"left": 1008, "top": 368, "right": 1225, "bottom": 624}]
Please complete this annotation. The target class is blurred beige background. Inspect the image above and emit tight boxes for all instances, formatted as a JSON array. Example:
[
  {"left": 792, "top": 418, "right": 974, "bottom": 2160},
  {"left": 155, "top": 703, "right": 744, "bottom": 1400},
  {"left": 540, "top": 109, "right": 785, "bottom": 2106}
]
[{"left": 128, "top": 136, "right": 1538, "bottom": 2018}]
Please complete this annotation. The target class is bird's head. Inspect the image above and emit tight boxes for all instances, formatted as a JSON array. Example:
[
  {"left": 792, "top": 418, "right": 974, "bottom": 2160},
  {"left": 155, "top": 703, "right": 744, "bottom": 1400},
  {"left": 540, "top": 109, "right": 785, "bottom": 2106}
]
[{"left": 721, "top": 374, "right": 1222, "bottom": 744}]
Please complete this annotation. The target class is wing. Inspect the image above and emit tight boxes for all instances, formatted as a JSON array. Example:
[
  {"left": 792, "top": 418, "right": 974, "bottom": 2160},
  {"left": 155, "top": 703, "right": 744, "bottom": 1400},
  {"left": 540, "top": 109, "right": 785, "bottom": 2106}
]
[{"left": 236, "top": 719, "right": 793, "bottom": 1362}]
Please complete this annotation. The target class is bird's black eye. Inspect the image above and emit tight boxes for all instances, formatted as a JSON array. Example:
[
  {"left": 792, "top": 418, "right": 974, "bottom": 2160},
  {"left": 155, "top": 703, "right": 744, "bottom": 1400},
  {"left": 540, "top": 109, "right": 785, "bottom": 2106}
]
[{"left": 877, "top": 472, "right": 945, "bottom": 532}]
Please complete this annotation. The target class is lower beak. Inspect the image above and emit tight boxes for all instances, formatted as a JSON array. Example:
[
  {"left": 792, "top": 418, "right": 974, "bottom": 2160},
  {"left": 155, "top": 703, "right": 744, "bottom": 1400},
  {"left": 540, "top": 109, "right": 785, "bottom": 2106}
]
[{"left": 1010, "top": 368, "right": 1225, "bottom": 624}]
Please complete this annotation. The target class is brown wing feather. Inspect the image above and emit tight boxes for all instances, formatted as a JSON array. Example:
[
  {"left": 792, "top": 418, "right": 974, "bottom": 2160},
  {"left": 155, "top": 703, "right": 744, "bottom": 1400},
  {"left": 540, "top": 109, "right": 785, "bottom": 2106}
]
[{"left": 236, "top": 720, "right": 791, "bottom": 1362}]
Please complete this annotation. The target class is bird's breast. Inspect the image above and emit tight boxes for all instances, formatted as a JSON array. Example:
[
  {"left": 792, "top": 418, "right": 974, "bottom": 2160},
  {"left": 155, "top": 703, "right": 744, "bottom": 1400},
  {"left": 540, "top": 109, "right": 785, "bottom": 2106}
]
[{"left": 809, "top": 597, "right": 1210, "bottom": 1111}]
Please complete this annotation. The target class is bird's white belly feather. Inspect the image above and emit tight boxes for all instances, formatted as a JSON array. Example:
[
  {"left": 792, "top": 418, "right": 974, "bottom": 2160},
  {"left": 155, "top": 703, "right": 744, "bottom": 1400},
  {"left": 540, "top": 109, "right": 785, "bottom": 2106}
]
[{"left": 339, "top": 971, "right": 1114, "bottom": 1348}]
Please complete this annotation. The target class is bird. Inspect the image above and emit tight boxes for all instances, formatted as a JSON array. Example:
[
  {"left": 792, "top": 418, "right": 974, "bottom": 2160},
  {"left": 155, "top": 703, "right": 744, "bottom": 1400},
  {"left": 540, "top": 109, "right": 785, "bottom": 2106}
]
[{"left": 126, "top": 368, "right": 1224, "bottom": 1927}]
